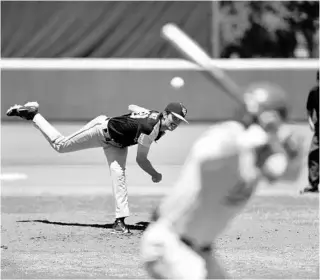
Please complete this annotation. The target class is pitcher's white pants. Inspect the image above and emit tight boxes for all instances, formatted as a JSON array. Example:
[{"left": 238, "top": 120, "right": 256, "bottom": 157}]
[
  {"left": 32, "top": 114, "right": 129, "bottom": 219},
  {"left": 141, "top": 221, "right": 227, "bottom": 279}
]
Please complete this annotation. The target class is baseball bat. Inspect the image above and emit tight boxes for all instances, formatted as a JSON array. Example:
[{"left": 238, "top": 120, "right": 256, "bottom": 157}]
[{"left": 161, "top": 23, "right": 244, "bottom": 105}]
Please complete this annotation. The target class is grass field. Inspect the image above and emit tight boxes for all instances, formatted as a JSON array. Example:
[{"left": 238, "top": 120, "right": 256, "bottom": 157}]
[{"left": 1, "top": 122, "right": 319, "bottom": 279}]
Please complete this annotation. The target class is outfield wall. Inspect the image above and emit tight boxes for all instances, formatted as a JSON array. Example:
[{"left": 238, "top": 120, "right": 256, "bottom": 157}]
[{"left": 1, "top": 59, "right": 318, "bottom": 121}]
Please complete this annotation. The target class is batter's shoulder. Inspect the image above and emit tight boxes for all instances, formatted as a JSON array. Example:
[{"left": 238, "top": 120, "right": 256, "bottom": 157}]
[
  {"left": 207, "top": 120, "right": 245, "bottom": 136},
  {"left": 191, "top": 121, "right": 244, "bottom": 159}
]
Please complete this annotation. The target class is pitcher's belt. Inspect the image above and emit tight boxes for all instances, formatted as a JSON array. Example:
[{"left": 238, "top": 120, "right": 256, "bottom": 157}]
[{"left": 102, "top": 119, "right": 124, "bottom": 148}]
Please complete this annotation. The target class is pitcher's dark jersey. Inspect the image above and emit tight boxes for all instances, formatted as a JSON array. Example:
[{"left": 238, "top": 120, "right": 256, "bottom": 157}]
[{"left": 107, "top": 107, "right": 165, "bottom": 148}]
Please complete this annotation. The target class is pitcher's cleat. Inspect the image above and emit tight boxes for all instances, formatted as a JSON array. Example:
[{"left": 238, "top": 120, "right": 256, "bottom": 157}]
[
  {"left": 111, "top": 218, "right": 132, "bottom": 235},
  {"left": 6, "top": 101, "right": 39, "bottom": 120}
]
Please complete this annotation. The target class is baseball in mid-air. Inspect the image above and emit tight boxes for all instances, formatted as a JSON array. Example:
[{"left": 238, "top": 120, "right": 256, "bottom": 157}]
[{"left": 170, "top": 77, "right": 185, "bottom": 89}]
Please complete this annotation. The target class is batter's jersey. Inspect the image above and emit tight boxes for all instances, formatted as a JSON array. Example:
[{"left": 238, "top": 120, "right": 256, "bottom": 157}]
[
  {"left": 157, "top": 121, "right": 268, "bottom": 246},
  {"left": 107, "top": 105, "right": 165, "bottom": 148}
]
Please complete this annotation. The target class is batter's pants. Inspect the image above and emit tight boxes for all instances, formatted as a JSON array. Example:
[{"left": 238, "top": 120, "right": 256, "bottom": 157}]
[
  {"left": 32, "top": 113, "right": 130, "bottom": 219},
  {"left": 308, "top": 133, "right": 319, "bottom": 189},
  {"left": 141, "top": 221, "right": 227, "bottom": 279}
]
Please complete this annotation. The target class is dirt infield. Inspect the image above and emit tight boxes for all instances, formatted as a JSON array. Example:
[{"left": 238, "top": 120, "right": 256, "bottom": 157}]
[
  {"left": 1, "top": 123, "right": 319, "bottom": 278},
  {"left": 1, "top": 193, "right": 319, "bottom": 279}
]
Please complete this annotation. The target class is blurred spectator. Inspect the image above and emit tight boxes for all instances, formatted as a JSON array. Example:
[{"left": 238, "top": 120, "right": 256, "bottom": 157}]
[
  {"left": 220, "top": 1, "right": 319, "bottom": 59},
  {"left": 294, "top": 32, "right": 309, "bottom": 58},
  {"left": 312, "top": 21, "right": 319, "bottom": 58}
]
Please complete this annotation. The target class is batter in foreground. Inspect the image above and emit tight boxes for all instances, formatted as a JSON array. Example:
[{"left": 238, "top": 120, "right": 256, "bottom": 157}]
[{"left": 141, "top": 82, "right": 302, "bottom": 279}]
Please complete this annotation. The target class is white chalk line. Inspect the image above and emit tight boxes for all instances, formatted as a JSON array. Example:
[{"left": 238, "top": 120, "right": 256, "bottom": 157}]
[{"left": 0, "top": 173, "right": 28, "bottom": 181}]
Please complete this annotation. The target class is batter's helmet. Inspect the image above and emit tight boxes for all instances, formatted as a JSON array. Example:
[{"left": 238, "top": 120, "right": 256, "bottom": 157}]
[{"left": 243, "top": 82, "right": 289, "bottom": 120}]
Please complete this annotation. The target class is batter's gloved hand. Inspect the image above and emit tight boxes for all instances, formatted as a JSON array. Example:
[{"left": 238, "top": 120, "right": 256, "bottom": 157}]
[
  {"left": 152, "top": 172, "right": 162, "bottom": 183},
  {"left": 278, "top": 127, "right": 302, "bottom": 160},
  {"left": 282, "top": 133, "right": 302, "bottom": 160},
  {"left": 281, "top": 133, "right": 304, "bottom": 182}
]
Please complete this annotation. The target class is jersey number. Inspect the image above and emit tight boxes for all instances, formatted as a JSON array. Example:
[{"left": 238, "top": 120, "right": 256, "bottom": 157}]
[
  {"left": 130, "top": 112, "right": 158, "bottom": 120},
  {"left": 130, "top": 112, "right": 149, "bottom": 119}
]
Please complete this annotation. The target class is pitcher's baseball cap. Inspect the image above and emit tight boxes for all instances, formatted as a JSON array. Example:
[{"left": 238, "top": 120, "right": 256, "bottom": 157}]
[{"left": 165, "top": 102, "right": 188, "bottom": 123}]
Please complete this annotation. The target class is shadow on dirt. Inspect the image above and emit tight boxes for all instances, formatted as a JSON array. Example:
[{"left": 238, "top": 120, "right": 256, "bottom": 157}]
[{"left": 17, "top": 220, "right": 150, "bottom": 231}]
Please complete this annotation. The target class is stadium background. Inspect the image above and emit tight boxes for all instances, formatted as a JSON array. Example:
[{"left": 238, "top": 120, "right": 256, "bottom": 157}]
[{"left": 1, "top": 1, "right": 319, "bottom": 122}]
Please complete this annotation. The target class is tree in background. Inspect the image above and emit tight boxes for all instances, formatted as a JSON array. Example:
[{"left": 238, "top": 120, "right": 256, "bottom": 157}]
[{"left": 219, "top": 1, "right": 319, "bottom": 58}]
